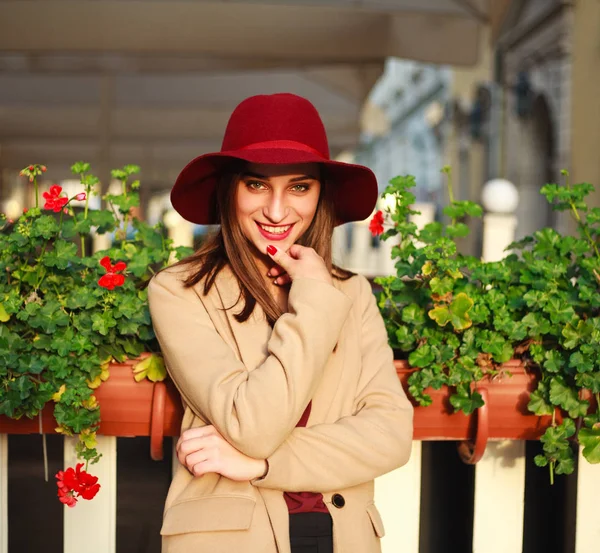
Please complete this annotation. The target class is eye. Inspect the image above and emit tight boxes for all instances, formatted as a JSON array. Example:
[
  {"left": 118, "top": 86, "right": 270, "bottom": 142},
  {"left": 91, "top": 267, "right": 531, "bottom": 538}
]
[
  {"left": 290, "top": 183, "right": 310, "bottom": 192},
  {"left": 246, "top": 180, "right": 267, "bottom": 191}
]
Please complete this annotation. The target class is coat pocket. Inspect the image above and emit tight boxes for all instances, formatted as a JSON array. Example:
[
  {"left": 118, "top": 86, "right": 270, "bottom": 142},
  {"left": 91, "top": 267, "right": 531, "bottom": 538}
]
[
  {"left": 161, "top": 495, "right": 256, "bottom": 535},
  {"left": 366, "top": 502, "right": 385, "bottom": 538}
]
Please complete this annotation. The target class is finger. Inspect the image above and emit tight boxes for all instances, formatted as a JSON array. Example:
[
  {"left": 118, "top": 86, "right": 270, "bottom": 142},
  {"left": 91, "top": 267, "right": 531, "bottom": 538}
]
[
  {"left": 268, "top": 264, "right": 286, "bottom": 277},
  {"left": 287, "top": 243, "right": 313, "bottom": 260},
  {"left": 265, "top": 244, "right": 294, "bottom": 272},
  {"left": 178, "top": 435, "right": 217, "bottom": 457},
  {"left": 180, "top": 425, "right": 215, "bottom": 441},
  {"left": 185, "top": 449, "right": 211, "bottom": 470},
  {"left": 191, "top": 459, "right": 217, "bottom": 478},
  {"left": 275, "top": 274, "right": 291, "bottom": 286}
]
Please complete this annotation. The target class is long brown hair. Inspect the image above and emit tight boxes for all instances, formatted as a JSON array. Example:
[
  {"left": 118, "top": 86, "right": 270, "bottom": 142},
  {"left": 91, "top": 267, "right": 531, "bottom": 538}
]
[{"left": 170, "top": 161, "right": 353, "bottom": 324}]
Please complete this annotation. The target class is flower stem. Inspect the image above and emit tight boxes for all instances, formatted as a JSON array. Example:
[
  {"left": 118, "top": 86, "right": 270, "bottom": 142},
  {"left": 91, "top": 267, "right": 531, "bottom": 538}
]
[
  {"left": 34, "top": 176, "right": 39, "bottom": 209},
  {"left": 564, "top": 171, "right": 600, "bottom": 259},
  {"left": 442, "top": 166, "right": 457, "bottom": 225}
]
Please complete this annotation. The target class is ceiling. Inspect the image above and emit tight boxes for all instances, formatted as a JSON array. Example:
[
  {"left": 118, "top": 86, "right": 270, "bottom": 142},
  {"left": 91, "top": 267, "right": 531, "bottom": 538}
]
[{"left": 0, "top": 0, "right": 497, "bottom": 192}]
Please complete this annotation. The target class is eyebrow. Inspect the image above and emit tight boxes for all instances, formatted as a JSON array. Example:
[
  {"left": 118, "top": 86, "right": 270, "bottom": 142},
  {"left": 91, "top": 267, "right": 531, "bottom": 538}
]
[{"left": 242, "top": 171, "right": 318, "bottom": 182}]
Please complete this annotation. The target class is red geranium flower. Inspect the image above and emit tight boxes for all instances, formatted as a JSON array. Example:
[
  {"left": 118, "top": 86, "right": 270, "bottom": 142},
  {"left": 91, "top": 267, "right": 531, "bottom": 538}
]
[
  {"left": 98, "top": 256, "right": 127, "bottom": 290},
  {"left": 369, "top": 210, "right": 385, "bottom": 236},
  {"left": 43, "top": 185, "right": 69, "bottom": 213},
  {"left": 55, "top": 463, "right": 100, "bottom": 507}
]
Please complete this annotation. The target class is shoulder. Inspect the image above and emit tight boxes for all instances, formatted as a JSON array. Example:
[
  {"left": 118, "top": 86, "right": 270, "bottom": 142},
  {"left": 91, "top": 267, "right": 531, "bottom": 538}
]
[
  {"left": 334, "top": 273, "right": 375, "bottom": 309},
  {"left": 148, "top": 264, "right": 195, "bottom": 295}
]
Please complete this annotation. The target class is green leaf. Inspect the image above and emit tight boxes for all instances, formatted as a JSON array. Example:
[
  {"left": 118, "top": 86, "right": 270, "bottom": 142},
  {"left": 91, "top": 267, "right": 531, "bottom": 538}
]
[
  {"left": 545, "top": 297, "right": 575, "bottom": 325},
  {"left": 51, "top": 328, "right": 75, "bottom": 356},
  {"left": 555, "top": 456, "right": 575, "bottom": 475},
  {"left": 401, "top": 304, "right": 425, "bottom": 326},
  {"left": 480, "top": 331, "right": 513, "bottom": 363},
  {"left": 91, "top": 312, "right": 117, "bottom": 336},
  {"left": 174, "top": 245, "right": 194, "bottom": 260},
  {"left": 562, "top": 320, "right": 591, "bottom": 349},
  {"left": 30, "top": 215, "right": 60, "bottom": 239},
  {"left": 418, "top": 223, "right": 443, "bottom": 244},
  {"left": 576, "top": 371, "right": 600, "bottom": 394},
  {"left": 125, "top": 248, "right": 152, "bottom": 278},
  {"left": 528, "top": 388, "right": 554, "bottom": 416},
  {"left": 569, "top": 351, "right": 594, "bottom": 373},
  {"left": 73, "top": 218, "right": 93, "bottom": 234},
  {"left": 0, "top": 303, "right": 10, "bottom": 322},
  {"left": 549, "top": 378, "right": 589, "bottom": 418},
  {"left": 534, "top": 454, "right": 548, "bottom": 467},
  {"left": 132, "top": 354, "right": 167, "bottom": 382},
  {"left": 446, "top": 223, "right": 470, "bottom": 239},
  {"left": 42, "top": 239, "right": 79, "bottom": 270},
  {"left": 543, "top": 350, "right": 565, "bottom": 373},
  {"left": 579, "top": 426, "right": 600, "bottom": 463},
  {"left": 132, "top": 219, "right": 164, "bottom": 250},
  {"left": 449, "top": 386, "right": 484, "bottom": 415},
  {"left": 71, "top": 161, "right": 91, "bottom": 174},
  {"left": 105, "top": 192, "right": 140, "bottom": 214},
  {"left": 87, "top": 209, "right": 117, "bottom": 234},
  {"left": 408, "top": 344, "right": 435, "bottom": 368},
  {"left": 394, "top": 326, "right": 416, "bottom": 350},
  {"left": 428, "top": 292, "right": 473, "bottom": 331},
  {"left": 430, "top": 277, "right": 454, "bottom": 296}
]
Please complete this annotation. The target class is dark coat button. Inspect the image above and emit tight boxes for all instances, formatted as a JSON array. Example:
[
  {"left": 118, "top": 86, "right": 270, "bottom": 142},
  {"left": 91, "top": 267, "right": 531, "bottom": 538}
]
[{"left": 331, "top": 494, "right": 345, "bottom": 508}]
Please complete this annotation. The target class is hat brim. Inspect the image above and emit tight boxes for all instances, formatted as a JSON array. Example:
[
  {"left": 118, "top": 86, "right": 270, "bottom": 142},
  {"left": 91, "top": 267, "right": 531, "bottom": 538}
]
[{"left": 170, "top": 147, "right": 378, "bottom": 225}]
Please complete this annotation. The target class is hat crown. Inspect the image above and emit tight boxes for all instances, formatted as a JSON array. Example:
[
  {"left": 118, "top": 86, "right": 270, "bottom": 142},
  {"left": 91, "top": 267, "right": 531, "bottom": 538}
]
[{"left": 221, "top": 93, "right": 330, "bottom": 159}]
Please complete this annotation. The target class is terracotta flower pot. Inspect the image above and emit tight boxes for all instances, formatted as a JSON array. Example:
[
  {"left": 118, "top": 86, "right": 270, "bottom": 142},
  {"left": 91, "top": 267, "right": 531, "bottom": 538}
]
[
  {"left": 0, "top": 356, "right": 183, "bottom": 461},
  {"left": 395, "top": 359, "right": 556, "bottom": 463}
]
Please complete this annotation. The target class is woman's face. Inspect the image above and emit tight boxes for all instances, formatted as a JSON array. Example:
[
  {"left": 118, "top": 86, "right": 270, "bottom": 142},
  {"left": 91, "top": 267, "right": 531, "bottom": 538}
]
[{"left": 235, "top": 162, "right": 321, "bottom": 258}]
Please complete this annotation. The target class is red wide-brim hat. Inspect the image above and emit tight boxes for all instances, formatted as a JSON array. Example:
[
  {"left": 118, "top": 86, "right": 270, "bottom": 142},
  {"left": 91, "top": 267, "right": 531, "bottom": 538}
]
[{"left": 171, "top": 93, "right": 379, "bottom": 225}]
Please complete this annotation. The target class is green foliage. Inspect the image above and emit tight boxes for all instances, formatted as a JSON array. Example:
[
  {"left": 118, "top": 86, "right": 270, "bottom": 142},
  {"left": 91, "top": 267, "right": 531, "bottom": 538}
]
[
  {"left": 375, "top": 169, "right": 600, "bottom": 477},
  {"left": 0, "top": 163, "right": 180, "bottom": 464}
]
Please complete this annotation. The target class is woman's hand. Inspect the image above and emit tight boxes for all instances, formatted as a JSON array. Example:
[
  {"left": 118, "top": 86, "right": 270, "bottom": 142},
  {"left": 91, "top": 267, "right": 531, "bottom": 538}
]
[
  {"left": 266, "top": 244, "right": 332, "bottom": 285},
  {"left": 176, "top": 425, "right": 267, "bottom": 481},
  {"left": 267, "top": 263, "right": 291, "bottom": 286}
]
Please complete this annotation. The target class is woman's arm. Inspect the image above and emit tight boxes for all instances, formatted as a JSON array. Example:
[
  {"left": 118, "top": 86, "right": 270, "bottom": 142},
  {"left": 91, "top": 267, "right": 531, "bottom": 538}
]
[
  {"left": 253, "top": 276, "right": 414, "bottom": 492},
  {"left": 148, "top": 269, "right": 352, "bottom": 460}
]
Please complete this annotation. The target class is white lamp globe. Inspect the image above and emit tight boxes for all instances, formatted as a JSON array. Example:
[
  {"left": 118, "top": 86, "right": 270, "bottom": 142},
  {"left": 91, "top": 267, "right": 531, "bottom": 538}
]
[{"left": 481, "top": 178, "right": 519, "bottom": 214}]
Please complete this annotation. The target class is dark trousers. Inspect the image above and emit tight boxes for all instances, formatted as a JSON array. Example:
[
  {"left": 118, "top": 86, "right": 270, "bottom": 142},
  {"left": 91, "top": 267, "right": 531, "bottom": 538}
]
[{"left": 289, "top": 512, "right": 334, "bottom": 553}]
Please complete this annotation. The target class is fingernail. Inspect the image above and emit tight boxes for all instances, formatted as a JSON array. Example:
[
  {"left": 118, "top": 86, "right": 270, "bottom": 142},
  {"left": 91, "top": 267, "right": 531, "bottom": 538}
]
[{"left": 267, "top": 245, "right": 277, "bottom": 255}]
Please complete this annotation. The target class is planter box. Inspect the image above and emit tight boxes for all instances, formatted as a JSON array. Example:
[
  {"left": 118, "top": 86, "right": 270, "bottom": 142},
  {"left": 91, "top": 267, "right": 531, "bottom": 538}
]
[
  {"left": 0, "top": 358, "right": 183, "bottom": 460},
  {"left": 1, "top": 356, "right": 557, "bottom": 462},
  {"left": 395, "top": 358, "right": 557, "bottom": 462}
]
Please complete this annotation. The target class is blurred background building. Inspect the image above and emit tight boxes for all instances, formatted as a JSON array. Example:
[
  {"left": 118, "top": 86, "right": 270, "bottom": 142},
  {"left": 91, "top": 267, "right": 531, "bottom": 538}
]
[{"left": 1, "top": 1, "right": 599, "bottom": 553}]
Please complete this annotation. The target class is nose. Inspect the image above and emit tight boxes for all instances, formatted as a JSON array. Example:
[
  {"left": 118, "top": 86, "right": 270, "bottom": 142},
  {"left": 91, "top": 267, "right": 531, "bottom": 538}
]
[{"left": 263, "top": 190, "right": 289, "bottom": 223}]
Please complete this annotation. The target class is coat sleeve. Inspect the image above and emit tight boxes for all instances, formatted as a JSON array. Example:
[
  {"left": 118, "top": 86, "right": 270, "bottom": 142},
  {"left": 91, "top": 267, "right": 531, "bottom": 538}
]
[
  {"left": 253, "top": 275, "right": 414, "bottom": 492},
  {"left": 147, "top": 269, "right": 353, "bottom": 460}
]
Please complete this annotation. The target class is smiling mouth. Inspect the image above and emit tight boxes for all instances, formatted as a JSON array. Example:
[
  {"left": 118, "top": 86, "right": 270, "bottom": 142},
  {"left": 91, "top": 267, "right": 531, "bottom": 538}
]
[{"left": 256, "top": 223, "right": 293, "bottom": 235}]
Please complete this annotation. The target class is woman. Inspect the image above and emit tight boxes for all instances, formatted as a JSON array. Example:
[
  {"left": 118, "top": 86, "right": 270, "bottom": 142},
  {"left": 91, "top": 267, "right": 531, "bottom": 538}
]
[{"left": 148, "top": 93, "right": 413, "bottom": 553}]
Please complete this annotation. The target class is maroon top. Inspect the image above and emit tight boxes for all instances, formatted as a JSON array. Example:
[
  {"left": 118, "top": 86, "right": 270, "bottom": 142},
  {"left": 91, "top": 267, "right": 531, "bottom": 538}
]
[{"left": 283, "top": 402, "right": 329, "bottom": 514}]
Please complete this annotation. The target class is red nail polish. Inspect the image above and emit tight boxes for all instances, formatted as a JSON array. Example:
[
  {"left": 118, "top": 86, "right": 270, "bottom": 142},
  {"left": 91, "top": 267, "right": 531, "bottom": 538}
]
[{"left": 267, "top": 245, "right": 277, "bottom": 255}]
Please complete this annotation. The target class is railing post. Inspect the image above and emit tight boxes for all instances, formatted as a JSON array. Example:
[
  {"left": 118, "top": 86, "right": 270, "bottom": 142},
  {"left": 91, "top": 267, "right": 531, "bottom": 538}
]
[
  {"left": 472, "top": 179, "right": 525, "bottom": 552},
  {"left": 575, "top": 448, "right": 600, "bottom": 552},
  {"left": 63, "top": 436, "right": 117, "bottom": 553},
  {"left": 472, "top": 441, "right": 526, "bottom": 553},
  {"left": 375, "top": 443, "right": 422, "bottom": 553},
  {"left": 0, "top": 435, "right": 7, "bottom": 553}
]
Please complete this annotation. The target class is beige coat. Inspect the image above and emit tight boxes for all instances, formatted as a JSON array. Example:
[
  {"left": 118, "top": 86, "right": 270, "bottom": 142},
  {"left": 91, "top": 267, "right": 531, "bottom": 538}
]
[{"left": 147, "top": 264, "right": 413, "bottom": 553}]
